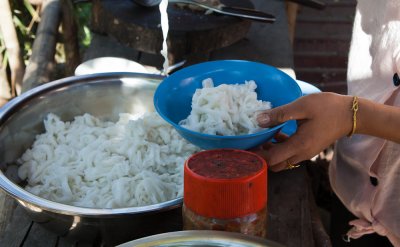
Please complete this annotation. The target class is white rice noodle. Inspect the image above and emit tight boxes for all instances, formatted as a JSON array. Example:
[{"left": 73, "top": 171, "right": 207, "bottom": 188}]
[
  {"left": 180, "top": 79, "right": 272, "bottom": 136},
  {"left": 17, "top": 112, "right": 200, "bottom": 209}
]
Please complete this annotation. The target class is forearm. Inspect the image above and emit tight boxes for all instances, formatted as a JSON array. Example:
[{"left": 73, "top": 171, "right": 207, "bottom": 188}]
[{"left": 356, "top": 97, "right": 400, "bottom": 143}]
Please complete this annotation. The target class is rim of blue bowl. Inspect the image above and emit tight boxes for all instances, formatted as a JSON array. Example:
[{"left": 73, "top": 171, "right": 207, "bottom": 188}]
[
  {"left": 154, "top": 60, "right": 302, "bottom": 141},
  {"left": 172, "top": 118, "right": 285, "bottom": 140}
]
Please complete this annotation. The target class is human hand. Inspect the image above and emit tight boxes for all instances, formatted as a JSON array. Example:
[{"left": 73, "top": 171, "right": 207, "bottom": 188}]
[{"left": 254, "top": 92, "right": 353, "bottom": 172}]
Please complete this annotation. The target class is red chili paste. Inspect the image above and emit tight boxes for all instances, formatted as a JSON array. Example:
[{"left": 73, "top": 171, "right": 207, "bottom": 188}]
[{"left": 188, "top": 150, "right": 263, "bottom": 179}]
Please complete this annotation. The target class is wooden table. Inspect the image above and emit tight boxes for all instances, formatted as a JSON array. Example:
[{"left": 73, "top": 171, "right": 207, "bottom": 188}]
[{"left": 0, "top": 0, "right": 331, "bottom": 246}]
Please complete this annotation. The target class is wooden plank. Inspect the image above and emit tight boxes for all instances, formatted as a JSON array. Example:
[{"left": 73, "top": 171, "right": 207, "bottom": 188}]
[
  {"left": 22, "top": 223, "right": 58, "bottom": 247},
  {"left": 75, "top": 242, "right": 96, "bottom": 247},
  {"left": 0, "top": 205, "right": 33, "bottom": 247},
  {"left": 0, "top": 191, "right": 17, "bottom": 239},
  {"left": 309, "top": 187, "right": 332, "bottom": 247},
  {"left": 0, "top": 204, "right": 77, "bottom": 247},
  {"left": 56, "top": 238, "right": 77, "bottom": 247},
  {"left": 267, "top": 166, "right": 315, "bottom": 247},
  {"left": 22, "top": 0, "right": 61, "bottom": 91},
  {"left": 58, "top": 234, "right": 97, "bottom": 247}
]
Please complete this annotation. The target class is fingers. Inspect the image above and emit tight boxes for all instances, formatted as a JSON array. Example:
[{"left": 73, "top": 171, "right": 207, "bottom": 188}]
[
  {"left": 269, "top": 154, "right": 303, "bottom": 172},
  {"left": 265, "top": 138, "right": 299, "bottom": 170},
  {"left": 251, "top": 131, "right": 301, "bottom": 172},
  {"left": 273, "top": 132, "right": 289, "bottom": 142},
  {"left": 250, "top": 131, "right": 288, "bottom": 156},
  {"left": 252, "top": 138, "right": 298, "bottom": 171},
  {"left": 263, "top": 129, "right": 314, "bottom": 171},
  {"left": 257, "top": 99, "right": 308, "bottom": 128},
  {"left": 255, "top": 146, "right": 302, "bottom": 172}
]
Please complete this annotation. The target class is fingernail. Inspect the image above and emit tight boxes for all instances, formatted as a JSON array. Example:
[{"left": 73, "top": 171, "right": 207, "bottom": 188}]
[{"left": 257, "top": 113, "right": 270, "bottom": 126}]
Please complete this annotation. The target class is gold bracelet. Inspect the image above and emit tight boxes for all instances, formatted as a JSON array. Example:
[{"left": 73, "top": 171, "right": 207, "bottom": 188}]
[{"left": 348, "top": 96, "right": 359, "bottom": 137}]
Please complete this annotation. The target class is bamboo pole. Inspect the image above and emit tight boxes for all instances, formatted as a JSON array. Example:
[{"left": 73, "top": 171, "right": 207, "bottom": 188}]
[
  {"left": 0, "top": 59, "right": 11, "bottom": 107},
  {"left": 22, "top": 0, "right": 61, "bottom": 92},
  {"left": 0, "top": 0, "right": 25, "bottom": 96},
  {"left": 0, "top": 29, "right": 12, "bottom": 107}
]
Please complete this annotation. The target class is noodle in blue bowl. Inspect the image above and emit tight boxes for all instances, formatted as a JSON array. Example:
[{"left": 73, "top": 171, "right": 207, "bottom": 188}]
[{"left": 154, "top": 60, "right": 302, "bottom": 150}]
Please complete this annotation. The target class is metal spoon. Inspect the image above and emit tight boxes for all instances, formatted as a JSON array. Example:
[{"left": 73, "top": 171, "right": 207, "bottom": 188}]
[
  {"left": 132, "top": 0, "right": 276, "bottom": 23},
  {"left": 169, "top": 0, "right": 276, "bottom": 23}
]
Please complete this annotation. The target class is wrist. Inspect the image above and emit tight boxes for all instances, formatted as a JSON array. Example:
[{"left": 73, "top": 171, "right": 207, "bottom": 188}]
[
  {"left": 345, "top": 96, "right": 372, "bottom": 137},
  {"left": 337, "top": 95, "right": 355, "bottom": 138},
  {"left": 353, "top": 97, "right": 377, "bottom": 137}
]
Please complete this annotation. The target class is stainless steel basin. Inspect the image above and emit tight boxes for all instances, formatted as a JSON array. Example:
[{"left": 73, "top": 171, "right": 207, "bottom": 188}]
[{"left": 0, "top": 72, "right": 185, "bottom": 246}]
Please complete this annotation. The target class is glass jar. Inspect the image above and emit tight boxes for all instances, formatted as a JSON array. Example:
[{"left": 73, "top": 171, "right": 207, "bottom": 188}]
[{"left": 183, "top": 149, "right": 268, "bottom": 238}]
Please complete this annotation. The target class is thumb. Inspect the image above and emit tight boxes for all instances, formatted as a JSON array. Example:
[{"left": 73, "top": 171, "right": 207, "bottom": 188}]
[{"left": 256, "top": 99, "right": 307, "bottom": 128}]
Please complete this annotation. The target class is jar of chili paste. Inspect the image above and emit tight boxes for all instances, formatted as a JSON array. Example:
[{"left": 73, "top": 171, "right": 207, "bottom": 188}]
[{"left": 183, "top": 149, "right": 268, "bottom": 238}]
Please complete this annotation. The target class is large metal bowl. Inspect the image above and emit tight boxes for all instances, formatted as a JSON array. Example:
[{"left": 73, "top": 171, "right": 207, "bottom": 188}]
[
  {"left": 118, "top": 230, "right": 285, "bottom": 247},
  {"left": 0, "top": 72, "right": 185, "bottom": 246}
]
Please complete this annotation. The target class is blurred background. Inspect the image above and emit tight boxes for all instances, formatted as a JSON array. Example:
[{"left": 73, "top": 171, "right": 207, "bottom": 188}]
[
  {"left": 0, "top": 0, "right": 354, "bottom": 107},
  {"left": 0, "top": 0, "right": 91, "bottom": 106}
]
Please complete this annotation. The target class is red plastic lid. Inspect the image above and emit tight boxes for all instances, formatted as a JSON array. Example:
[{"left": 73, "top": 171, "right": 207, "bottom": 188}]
[{"left": 184, "top": 149, "right": 267, "bottom": 219}]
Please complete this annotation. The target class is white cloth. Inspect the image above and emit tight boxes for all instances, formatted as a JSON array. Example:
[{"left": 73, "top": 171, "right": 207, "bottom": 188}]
[{"left": 329, "top": 0, "right": 400, "bottom": 245}]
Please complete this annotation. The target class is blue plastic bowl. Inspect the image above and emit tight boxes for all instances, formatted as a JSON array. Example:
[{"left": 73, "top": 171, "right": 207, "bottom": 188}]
[{"left": 154, "top": 60, "right": 302, "bottom": 150}]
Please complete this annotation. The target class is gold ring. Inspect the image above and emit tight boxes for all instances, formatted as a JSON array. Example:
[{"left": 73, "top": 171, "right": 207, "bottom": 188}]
[{"left": 286, "top": 160, "right": 300, "bottom": 170}]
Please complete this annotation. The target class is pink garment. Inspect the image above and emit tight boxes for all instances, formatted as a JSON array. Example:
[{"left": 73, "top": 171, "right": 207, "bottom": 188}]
[{"left": 329, "top": 0, "right": 400, "bottom": 246}]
